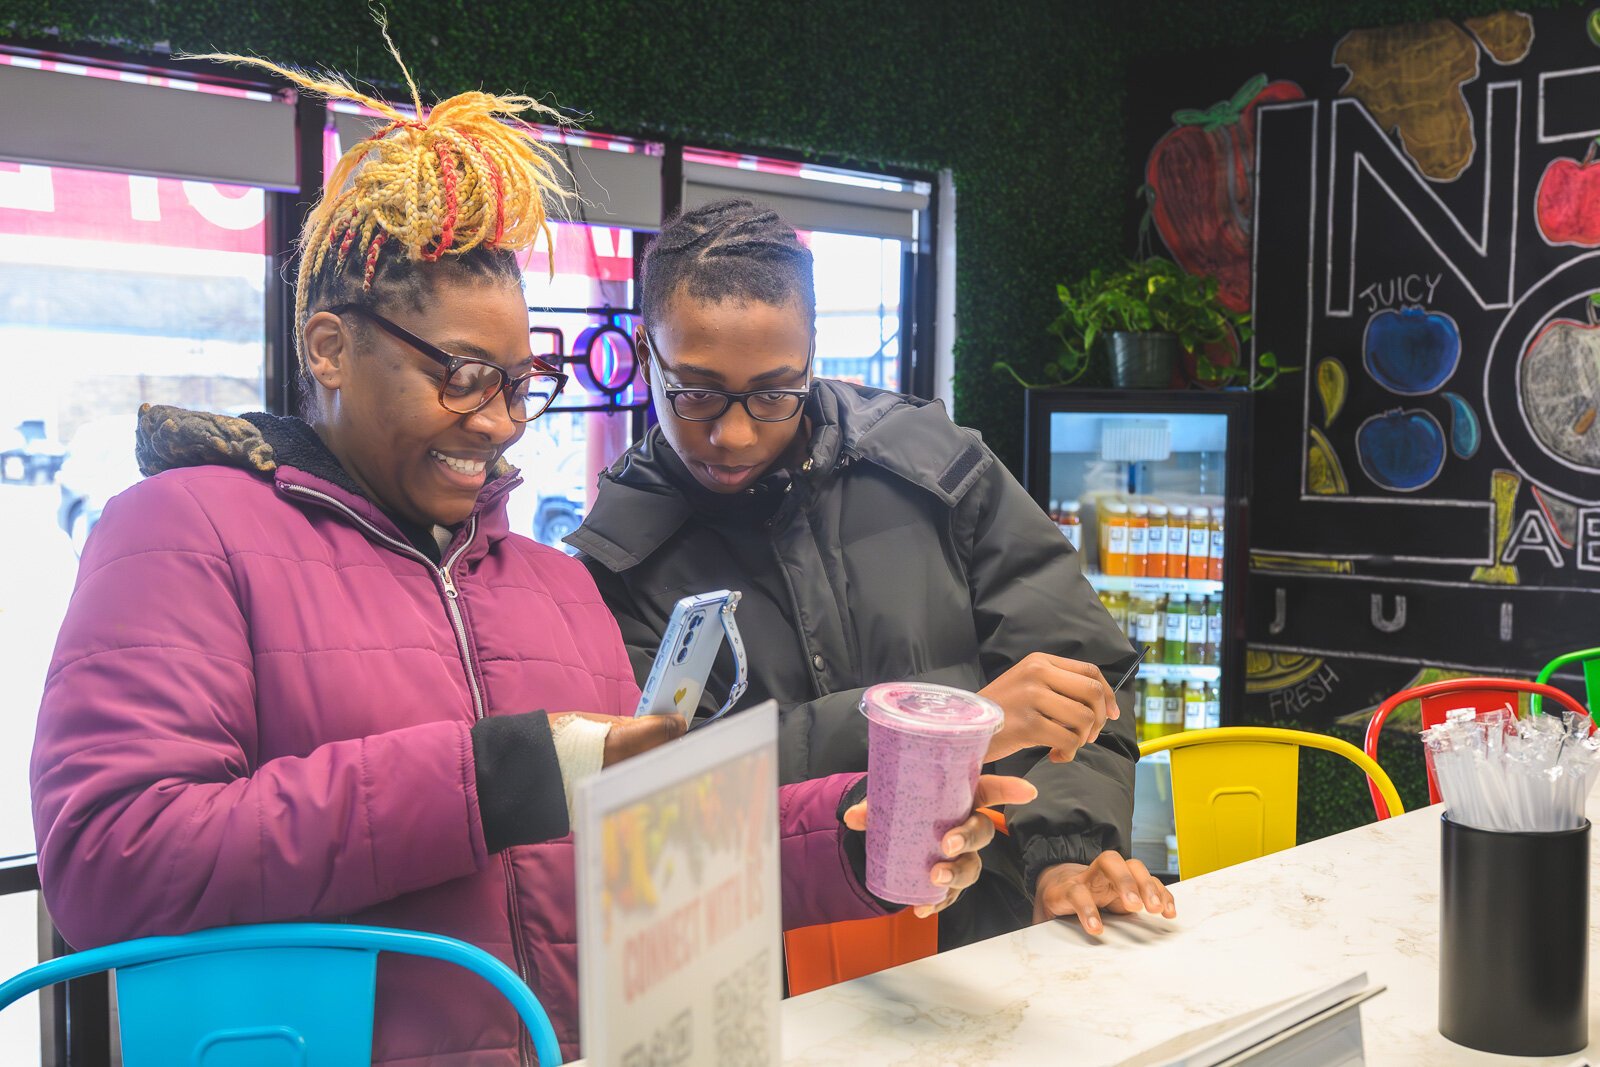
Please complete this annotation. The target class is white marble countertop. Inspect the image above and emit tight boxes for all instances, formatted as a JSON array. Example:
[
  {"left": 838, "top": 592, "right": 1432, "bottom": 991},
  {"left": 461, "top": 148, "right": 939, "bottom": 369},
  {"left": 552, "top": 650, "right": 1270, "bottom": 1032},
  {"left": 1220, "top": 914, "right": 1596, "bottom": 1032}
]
[{"left": 774, "top": 797, "right": 1599, "bottom": 1066}]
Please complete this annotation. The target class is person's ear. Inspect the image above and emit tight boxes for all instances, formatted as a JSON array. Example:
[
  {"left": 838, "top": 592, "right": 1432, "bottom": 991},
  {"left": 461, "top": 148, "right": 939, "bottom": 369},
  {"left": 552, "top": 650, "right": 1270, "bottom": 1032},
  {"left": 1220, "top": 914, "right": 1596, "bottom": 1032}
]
[
  {"left": 636, "top": 326, "right": 654, "bottom": 387},
  {"left": 303, "top": 311, "right": 352, "bottom": 392}
]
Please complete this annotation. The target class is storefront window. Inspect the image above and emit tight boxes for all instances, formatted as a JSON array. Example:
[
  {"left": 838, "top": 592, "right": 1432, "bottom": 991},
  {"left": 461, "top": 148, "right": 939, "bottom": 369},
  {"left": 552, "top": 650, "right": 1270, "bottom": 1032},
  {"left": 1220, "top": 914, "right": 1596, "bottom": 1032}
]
[
  {"left": 0, "top": 153, "right": 267, "bottom": 836},
  {"left": 508, "top": 222, "right": 644, "bottom": 551},
  {"left": 682, "top": 148, "right": 919, "bottom": 394},
  {"left": 809, "top": 231, "right": 903, "bottom": 391},
  {"left": 0, "top": 51, "right": 273, "bottom": 1061}
]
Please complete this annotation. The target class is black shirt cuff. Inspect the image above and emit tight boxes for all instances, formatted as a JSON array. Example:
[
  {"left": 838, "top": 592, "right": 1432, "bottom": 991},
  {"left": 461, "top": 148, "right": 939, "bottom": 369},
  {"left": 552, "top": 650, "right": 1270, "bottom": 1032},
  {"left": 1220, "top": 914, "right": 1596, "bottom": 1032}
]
[{"left": 471, "top": 711, "right": 570, "bottom": 852}]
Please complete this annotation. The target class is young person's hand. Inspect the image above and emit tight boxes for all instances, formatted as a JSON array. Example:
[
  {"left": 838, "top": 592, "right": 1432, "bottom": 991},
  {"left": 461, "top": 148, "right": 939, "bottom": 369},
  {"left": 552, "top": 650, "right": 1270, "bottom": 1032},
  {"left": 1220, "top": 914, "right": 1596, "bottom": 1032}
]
[
  {"left": 1032, "top": 852, "right": 1176, "bottom": 933},
  {"left": 978, "top": 653, "right": 1118, "bottom": 763},
  {"left": 843, "top": 775, "right": 1038, "bottom": 918},
  {"left": 553, "top": 712, "right": 687, "bottom": 766}
]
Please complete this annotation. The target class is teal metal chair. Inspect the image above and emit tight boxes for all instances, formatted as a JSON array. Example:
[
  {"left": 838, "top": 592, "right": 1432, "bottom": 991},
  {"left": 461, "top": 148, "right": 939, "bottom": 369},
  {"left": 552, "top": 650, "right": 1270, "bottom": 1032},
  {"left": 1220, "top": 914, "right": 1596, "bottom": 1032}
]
[
  {"left": 0, "top": 923, "right": 562, "bottom": 1065},
  {"left": 1534, "top": 647, "right": 1600, "bottom": 721}
]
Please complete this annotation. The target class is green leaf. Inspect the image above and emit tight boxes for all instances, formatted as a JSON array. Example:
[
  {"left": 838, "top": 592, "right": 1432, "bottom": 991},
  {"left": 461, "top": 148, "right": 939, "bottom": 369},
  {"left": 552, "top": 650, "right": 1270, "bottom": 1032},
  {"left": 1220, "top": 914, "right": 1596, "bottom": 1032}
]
[{"left": 1228, "top": 73, "right": 1269, "bottom": 114}]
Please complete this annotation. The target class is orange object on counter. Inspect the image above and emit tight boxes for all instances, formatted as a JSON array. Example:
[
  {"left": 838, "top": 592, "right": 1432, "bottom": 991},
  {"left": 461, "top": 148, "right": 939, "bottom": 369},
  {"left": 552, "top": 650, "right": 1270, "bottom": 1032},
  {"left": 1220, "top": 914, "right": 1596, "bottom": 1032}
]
[{"left": 785, "top": 910, "right": 938, "bottom": 995}]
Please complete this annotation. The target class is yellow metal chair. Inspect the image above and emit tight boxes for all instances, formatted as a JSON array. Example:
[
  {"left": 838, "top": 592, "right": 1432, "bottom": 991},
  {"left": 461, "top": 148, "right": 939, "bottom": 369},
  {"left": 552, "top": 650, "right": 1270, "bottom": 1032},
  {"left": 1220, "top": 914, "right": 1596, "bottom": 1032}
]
[{"left": 1138, "top": 727, "right": 1405, "bottom": 880}]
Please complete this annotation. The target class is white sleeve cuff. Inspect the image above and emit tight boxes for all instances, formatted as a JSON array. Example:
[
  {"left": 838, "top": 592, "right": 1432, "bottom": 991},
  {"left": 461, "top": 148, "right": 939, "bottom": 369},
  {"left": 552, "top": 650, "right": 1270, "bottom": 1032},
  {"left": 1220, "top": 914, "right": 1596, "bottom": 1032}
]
[{"left": 551, "top": 714, "right": 612, "bottom": 820}]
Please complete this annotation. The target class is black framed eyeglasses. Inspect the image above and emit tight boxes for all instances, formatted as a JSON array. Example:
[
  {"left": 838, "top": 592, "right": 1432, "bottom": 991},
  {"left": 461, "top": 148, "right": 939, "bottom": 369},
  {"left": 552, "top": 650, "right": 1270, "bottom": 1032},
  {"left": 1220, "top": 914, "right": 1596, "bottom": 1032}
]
[
  {"left": 327, "top": 303, "right": 568, "bottom": 424},
  {"left": 643, "top": 327, "right": 812, "bottom": 423}
]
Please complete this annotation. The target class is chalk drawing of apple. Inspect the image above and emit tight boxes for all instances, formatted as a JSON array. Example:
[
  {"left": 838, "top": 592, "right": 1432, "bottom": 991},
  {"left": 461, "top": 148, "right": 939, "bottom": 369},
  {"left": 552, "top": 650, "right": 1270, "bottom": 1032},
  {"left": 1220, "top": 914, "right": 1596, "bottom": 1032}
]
[
  {"left": 1356, "top": 408, "right": 1447, "bottom": 491},
  {"left": 1363, "top": 306, "right": 1461, "bottom": 395},
  {"left": 1519, "top": 298, "right": 1600, "bottom": 469},
  {"left": 1537, "top": 139, "right": 1600, "bottom": 247}
]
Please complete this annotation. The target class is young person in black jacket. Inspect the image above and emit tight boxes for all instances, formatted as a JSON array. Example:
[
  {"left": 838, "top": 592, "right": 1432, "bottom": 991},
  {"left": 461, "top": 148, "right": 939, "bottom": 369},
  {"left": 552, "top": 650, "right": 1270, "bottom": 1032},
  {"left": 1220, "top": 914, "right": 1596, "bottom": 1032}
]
[{"left": 570, "top": 199, "right": 1175, "bottom": 944}]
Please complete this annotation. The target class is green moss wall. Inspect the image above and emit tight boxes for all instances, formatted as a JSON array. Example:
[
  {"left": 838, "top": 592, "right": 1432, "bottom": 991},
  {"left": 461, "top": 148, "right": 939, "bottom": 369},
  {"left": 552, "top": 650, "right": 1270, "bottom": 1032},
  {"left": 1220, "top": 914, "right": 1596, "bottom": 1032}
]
[{"left": 6, "top": 1, "right": 1580, "bottom": 472}]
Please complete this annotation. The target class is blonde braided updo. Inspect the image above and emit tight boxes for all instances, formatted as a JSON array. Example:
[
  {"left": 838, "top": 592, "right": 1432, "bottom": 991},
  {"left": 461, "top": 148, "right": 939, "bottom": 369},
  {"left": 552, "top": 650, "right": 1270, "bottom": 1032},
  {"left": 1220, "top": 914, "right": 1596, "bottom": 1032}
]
[{"left": 190, "top": 14, "right": 572, "bottom": 387}]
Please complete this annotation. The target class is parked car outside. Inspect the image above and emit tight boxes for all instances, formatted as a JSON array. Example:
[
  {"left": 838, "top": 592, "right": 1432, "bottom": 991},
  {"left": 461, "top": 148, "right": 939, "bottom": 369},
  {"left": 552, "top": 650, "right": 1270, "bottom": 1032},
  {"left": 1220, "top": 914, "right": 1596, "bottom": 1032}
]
[
  {"left": 56, "top": 415, "right": 142, "bottom": 555},
  {"left": 502, "top": 436, "right": 590, "bottom": 554},
  {"left": 0, "top": 419, "right": 68, "bottom": 485}
]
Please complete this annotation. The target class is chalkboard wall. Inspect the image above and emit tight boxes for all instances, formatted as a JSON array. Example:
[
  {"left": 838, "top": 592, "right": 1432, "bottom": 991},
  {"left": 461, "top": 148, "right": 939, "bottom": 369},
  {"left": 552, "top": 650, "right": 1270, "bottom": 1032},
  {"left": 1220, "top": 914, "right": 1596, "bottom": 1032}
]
[{"left": 1127, "top": 7, "right": 1600, "bottom": 728}]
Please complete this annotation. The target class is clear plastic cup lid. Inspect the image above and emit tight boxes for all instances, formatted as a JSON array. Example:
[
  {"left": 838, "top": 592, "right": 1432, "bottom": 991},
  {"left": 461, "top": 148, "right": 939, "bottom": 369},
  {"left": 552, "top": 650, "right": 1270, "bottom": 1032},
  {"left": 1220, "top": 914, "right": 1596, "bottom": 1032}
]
[{"left": 859, "top": 682, "right": 1003, "bottom": 737}]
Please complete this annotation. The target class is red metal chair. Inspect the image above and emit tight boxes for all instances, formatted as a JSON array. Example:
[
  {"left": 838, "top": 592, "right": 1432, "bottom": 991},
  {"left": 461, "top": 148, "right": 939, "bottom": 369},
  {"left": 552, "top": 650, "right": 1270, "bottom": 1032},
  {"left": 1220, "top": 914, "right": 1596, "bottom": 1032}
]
[{"left": 1363, "top": 677, "right": 1591, "bottom": 818}]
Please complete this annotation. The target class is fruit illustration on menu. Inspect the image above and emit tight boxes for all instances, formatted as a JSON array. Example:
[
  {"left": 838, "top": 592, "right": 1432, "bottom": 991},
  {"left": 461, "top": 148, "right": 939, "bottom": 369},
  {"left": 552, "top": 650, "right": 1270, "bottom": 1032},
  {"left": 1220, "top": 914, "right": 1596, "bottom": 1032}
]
[
  {"left": 1536, "top": 140, "right": 1600, "bottom": 248},
  {"left": 1519, "top": 299, "right": 1600, "bottom": 469},
  {"left": 1143, "top": 73, "right": 1306, "bottom": 313}
]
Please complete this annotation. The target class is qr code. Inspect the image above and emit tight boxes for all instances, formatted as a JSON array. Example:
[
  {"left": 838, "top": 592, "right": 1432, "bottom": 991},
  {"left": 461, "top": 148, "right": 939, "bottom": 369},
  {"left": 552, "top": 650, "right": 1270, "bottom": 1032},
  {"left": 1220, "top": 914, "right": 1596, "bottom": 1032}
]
[
  {"left": 621, "top": 1008, "right": 692, "bottom": 1067},
  {"left": 712, "top": 949, "right": 773, "bottom": 1065}
]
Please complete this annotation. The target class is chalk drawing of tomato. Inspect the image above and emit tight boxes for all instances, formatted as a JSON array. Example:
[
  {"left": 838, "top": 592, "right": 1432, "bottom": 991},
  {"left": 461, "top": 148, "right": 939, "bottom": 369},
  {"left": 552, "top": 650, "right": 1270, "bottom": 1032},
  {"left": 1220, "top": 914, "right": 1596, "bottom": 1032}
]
[
  {"left": 1519, "top": 299, "right": 1600, "bottom": 469},
  {"left": 1536, "top": 139, "right": 1600, "bottom": 247},
  {"left": 1363, "top": 306, "right": 1461, "bottom": 395},
  {"left": 1356, "top": 408, "right": 1448, "bottom": 492},
  {"left": 1144, "top": 74, "right": 1306, "bottom": 314}
]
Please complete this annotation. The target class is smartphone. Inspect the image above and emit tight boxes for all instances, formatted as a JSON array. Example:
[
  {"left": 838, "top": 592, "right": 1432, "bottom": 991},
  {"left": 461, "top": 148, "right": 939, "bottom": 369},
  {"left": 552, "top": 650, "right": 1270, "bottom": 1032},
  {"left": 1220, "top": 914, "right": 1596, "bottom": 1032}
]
[{"left": 636, "top": 590, "right": 744, "bottom": 720}]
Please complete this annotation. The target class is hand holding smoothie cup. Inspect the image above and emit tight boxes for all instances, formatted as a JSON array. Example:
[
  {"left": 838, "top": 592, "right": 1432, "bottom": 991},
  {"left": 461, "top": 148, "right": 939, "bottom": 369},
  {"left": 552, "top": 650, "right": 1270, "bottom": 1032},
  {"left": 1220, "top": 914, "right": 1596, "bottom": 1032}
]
[
  {"left": 843, "top": 683, "right": 1036, "bottom": 916},
  {"left": 843, "top": 773, "right": 1037, "bottom": 917}
]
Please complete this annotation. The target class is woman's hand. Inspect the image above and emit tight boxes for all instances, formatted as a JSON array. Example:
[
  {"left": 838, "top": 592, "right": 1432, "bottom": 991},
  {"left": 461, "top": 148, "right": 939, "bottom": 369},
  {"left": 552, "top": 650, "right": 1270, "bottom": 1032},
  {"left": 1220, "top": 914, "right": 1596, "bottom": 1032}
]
[
  {"left": 978, "top": 653, "right": 1118, "bottom": 763},
  {"left": 843, "top": 775, "right": 1038, "bottom": 918},
  {"left": 553, "top": 712, "right": 687, "bottom": 767}
]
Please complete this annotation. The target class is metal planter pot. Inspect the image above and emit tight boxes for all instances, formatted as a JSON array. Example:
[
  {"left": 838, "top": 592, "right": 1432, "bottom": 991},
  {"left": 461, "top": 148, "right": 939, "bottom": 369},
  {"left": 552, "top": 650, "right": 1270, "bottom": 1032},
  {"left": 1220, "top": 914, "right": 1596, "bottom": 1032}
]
[{"left": 1107, "top": 331, "right": 1180, "bottom": 389}]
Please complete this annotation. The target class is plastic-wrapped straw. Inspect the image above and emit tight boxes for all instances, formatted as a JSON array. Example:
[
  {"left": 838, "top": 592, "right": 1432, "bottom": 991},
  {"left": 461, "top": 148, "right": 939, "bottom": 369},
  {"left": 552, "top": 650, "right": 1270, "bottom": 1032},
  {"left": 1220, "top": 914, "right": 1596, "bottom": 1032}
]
[{"left": 1421, "top": 705, "right": 1599, "bottom": 832}]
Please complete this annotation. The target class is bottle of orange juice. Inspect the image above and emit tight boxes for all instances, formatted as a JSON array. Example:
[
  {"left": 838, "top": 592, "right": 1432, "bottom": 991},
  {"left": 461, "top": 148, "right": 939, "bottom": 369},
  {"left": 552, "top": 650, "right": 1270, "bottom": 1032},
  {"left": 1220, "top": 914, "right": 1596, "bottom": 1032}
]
[
  {"left": 1167, "top": 504, "right": 1189, "bottom": 578},
  {"left": 1103, "top": 500, "right": 1130, "bottom": 576},
  {"left": 1186, "top": 506, "right": 1210, "bottom": 579},
  {"left": 1128, "top": 503, "right": 1150, "bottom": 578},
  {"left": 1208, "top": 507, "right": 1224, "bottom": 581},
  {"left": 1146, "top": 504, "right": 1169, "bottom": 578}
]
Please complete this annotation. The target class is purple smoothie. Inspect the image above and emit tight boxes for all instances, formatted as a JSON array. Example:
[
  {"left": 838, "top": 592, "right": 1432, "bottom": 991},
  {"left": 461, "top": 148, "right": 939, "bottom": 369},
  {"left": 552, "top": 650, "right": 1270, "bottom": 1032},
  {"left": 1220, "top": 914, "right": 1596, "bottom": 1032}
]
[{"left": 860, "top": 683, "right": 1003, "bottom": 906}]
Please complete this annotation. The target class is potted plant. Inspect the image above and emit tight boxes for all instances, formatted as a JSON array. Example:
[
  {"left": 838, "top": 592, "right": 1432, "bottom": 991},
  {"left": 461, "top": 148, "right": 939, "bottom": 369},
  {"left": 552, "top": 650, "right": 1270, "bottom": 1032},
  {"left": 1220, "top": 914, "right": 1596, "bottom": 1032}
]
[{"left": 996, "top": 257, "right": 1289, "bottom": 390}]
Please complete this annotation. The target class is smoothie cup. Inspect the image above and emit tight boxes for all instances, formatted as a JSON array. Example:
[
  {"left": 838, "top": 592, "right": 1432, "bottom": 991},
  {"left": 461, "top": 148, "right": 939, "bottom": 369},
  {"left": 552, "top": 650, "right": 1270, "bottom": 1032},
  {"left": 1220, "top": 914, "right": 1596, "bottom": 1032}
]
[{"left": 860, "top": 682, "right": 1004, "bottom": 905}]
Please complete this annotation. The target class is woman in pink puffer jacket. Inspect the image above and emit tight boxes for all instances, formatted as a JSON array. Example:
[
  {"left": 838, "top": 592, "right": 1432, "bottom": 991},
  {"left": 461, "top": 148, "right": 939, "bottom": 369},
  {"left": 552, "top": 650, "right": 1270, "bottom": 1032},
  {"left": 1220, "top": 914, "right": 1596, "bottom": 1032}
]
[{"left": 29, "top": 43, "right": 1017, "bottom": 1066}]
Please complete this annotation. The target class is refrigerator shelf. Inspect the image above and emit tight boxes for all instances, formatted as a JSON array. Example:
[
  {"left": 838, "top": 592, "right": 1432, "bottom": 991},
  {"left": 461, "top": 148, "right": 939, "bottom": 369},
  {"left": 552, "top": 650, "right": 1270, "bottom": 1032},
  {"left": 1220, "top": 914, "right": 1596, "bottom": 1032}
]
[
  {"left": 1086, "top": 571, "right": 1223, "bottom": 598},
  {"left": 1138, "top": 663, "right": 1222, "bottom": 683}
]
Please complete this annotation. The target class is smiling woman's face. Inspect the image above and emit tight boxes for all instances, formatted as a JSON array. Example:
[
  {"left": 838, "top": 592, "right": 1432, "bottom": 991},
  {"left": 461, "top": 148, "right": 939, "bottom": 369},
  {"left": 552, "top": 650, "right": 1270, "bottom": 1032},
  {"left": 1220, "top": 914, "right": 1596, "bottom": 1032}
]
[
  {"left": 642, "top": 295, "right": 815, "bottom": 495},
  {"left": 302, "top": 274, "right": 535, "bottom": 527}
]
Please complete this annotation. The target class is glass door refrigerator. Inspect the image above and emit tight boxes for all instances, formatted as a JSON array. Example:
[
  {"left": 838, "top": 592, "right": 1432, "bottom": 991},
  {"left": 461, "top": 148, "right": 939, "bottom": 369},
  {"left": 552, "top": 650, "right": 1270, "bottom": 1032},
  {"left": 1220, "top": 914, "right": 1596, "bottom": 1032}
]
[{"left": 1024, "top": 388, "right": 1252, "bottom": 877}]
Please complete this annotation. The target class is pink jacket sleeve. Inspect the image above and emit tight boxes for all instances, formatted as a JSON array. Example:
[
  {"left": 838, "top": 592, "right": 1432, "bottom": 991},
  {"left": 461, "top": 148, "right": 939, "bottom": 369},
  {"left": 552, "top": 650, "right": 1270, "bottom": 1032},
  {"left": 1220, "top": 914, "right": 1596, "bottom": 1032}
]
[
  {"left": 777, "top": 773, "right": 889, "bottom": 930},
  {"left": 30, "top": 478, "right": 489, "bottom": 950}
]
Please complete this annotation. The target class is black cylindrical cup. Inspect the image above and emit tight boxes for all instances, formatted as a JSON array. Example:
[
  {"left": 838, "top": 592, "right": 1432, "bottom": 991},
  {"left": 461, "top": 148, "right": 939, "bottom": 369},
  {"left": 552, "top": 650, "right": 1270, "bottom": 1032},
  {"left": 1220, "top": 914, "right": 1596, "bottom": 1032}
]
[{"left": 1438, "top": 814, "right": 1590, "bottom": 1056}]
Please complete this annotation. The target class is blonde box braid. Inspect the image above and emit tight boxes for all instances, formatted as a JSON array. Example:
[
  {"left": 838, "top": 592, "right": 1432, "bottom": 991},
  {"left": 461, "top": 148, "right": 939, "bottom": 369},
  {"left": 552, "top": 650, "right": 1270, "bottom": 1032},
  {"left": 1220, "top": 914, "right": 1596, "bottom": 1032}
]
[{"left": 187, "top": 14, "right": 572, "bottom": 371}]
